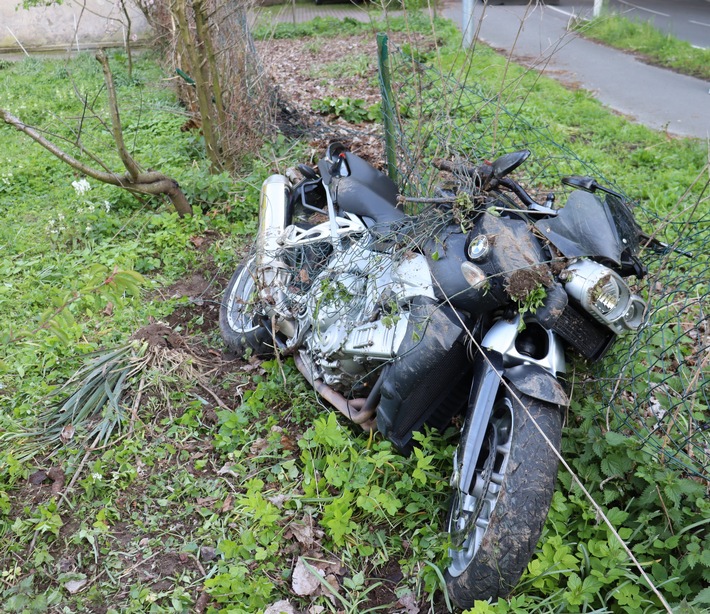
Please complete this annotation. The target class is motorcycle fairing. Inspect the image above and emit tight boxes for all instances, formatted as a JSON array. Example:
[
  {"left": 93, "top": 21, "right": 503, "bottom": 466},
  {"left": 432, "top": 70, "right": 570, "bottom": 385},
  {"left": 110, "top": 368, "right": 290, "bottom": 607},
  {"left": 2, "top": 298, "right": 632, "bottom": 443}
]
[
  {"left": 376, "top": 295, "right": 471, "bottom": 452},
  {"left": 536, "top": 190, "right": 625, "bottom": 264},
  {"left": 425, "top": 213, "right": 551, "bottom": 313}
]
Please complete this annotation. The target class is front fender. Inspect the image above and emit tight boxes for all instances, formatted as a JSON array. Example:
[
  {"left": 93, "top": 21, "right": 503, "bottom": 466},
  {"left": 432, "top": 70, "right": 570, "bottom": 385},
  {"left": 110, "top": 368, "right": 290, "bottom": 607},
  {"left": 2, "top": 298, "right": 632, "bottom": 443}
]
[
  {"left": 504, "top": 364, "right": 569, "bottom": 407},
  {"left": 455, "top": 354, "right": 566, "bottom": 495},
  {"left": 455, "top": 351, "right": 569, "bottom": 488}
]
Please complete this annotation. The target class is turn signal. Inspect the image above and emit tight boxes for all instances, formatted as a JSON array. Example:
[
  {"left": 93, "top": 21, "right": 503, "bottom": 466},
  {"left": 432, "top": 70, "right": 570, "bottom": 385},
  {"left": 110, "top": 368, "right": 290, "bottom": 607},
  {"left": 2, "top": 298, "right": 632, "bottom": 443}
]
[{"left": 461, "top": 262, "right": 488, "bottom": 290}]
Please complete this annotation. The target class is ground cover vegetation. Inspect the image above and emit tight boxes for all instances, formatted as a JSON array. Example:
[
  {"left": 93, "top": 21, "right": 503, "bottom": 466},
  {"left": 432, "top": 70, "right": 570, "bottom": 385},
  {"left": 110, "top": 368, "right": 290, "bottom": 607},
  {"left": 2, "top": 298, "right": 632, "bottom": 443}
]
[
  {"left": 0, "top": 8, "right": 708, "bottom": 614},
  {"left": 574, "top": 13, "right": 710, "bottom": 81}
]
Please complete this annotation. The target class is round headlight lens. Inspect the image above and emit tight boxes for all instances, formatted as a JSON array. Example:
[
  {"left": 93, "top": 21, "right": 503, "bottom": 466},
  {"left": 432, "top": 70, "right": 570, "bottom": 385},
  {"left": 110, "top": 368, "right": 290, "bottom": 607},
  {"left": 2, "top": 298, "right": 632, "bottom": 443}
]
[
  {"left": 468, "top": 234, "right": 490, "bottom": 261},
  {"left": 461, "top": 261, "right": 488, "bottom": 290},
  {"left": 591, "top": 275, "right": 621, "bottom": 315}
]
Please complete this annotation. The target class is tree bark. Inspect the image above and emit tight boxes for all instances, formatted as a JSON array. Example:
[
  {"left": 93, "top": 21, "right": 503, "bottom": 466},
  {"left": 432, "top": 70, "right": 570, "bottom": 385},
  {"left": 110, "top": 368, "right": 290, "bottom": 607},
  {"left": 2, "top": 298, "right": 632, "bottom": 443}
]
[
  {"left": 193, "top": 0, "right": 226, "bottom": 135},
  {"left": 117, "top": 0, "right": 134, "bottom": 79},
  {"left": 172, "top": 0, "right": 222, "bottom": 172},
  {"left": 97, "top": 50, "right": 142, "bottom": 181}
]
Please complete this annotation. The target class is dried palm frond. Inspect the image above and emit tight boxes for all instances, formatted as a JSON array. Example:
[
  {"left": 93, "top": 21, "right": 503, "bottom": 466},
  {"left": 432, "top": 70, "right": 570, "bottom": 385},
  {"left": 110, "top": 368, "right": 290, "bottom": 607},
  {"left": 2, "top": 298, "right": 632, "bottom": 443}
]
[{"left": 2, "top": 325, "right": 209, "bottom": 461}]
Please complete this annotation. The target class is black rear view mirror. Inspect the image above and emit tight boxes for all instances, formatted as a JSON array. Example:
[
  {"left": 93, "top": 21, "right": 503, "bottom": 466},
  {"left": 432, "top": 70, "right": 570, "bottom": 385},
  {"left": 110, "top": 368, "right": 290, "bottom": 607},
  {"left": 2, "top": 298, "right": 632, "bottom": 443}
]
[
  {"left": 561, "top": 175, "right": 598, "bottom": 192},
  {"left": 491, "top": 150, "right": 530, "bottom": 179},
  {"left": 562, "top": 175, "right": 625, "bottom": 200}
]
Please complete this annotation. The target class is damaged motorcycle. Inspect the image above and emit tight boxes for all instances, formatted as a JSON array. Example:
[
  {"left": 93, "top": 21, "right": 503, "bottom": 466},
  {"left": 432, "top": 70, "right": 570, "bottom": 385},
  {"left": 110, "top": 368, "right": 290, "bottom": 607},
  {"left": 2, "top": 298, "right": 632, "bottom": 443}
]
[{"left": 220, "top": 143, "right": 648, "bottom": 607}]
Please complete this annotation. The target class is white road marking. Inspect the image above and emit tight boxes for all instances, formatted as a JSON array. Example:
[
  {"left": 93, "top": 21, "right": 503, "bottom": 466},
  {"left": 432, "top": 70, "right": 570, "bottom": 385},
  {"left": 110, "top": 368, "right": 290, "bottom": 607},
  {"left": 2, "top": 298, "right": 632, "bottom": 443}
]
[
  {"left": 617, "top": 0, "right": 669, "bottom": 17},
  {"left": 689, "top": 19, "right": 710, "bottom": 28},
  {"left": 546, "top": 5, "right": 579, "bottom": 19}
]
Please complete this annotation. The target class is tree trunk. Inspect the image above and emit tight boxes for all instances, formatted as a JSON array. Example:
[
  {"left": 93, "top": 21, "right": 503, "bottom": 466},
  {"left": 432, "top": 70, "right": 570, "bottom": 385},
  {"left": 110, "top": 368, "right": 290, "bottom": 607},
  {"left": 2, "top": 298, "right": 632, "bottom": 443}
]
[{"left": 172, "top": 0, "right": 222, "bottom": 172}]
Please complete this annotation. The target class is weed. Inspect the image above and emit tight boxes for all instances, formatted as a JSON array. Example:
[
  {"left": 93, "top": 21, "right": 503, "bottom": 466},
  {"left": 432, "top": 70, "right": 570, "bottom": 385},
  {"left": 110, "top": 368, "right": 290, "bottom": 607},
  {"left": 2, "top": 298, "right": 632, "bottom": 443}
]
[
  {"left": 0, "top": 13, "right": 707, "bottom": 614},
  {"left": 311, "top": 96, "right": 382, "bottom": 123}
]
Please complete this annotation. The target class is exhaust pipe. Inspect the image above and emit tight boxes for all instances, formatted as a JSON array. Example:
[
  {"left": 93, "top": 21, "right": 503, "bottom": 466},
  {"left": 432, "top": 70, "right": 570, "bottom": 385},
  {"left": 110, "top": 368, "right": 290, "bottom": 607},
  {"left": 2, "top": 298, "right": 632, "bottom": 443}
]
[
  {"left": 294, "top": 353, "right": 376, "bottom": 428},
  {"left": 254, "top": 175, "right": 297, "bottom": 336}
]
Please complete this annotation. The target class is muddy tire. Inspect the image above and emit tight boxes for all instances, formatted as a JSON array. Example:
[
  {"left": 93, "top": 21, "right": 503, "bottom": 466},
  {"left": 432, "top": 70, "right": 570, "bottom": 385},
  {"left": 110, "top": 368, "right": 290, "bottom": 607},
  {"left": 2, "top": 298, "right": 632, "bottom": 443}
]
[
  {"left": 219, "top": 259, "right": 274, "bottom": 358},
  {"left": 445, "top": 385, "right": 562, "bottom": 609}
]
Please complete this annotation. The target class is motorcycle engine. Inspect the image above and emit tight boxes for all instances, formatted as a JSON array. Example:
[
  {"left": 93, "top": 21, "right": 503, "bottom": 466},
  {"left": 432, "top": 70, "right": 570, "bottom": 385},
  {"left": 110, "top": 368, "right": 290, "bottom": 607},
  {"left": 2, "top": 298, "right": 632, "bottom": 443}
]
[{"left": 294, "top": 239, "right": 435, "bottom": 395}]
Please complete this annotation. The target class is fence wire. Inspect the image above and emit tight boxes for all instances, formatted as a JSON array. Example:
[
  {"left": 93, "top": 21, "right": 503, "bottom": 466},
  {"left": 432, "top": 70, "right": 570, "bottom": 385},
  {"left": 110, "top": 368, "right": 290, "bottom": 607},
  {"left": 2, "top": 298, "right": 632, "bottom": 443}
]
[{"left": 377, "top": 40, "right": 709, "bottom": 481}]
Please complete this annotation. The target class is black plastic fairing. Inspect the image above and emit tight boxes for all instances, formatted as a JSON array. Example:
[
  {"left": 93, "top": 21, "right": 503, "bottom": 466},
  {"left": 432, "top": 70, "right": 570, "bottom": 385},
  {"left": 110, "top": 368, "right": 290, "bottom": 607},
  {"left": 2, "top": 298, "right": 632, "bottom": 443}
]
[
  {"left": 536, "top": 190, "right": 624, "bottom": 264},
  {"left": 424, "top": 213, "right": 549, "bottom": 313},
  {"left": 376, "top": 296, "right": 470, "bottom": 452},
  {"left": 331, "top": 152, "right": 405, "bottom": 225}
]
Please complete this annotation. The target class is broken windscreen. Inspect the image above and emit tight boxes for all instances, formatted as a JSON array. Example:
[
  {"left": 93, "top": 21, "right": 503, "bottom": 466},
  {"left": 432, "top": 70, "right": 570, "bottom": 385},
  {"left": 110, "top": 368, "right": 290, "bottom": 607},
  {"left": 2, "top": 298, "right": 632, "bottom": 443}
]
[{"left": 535, "top": 189, "right": 639, "bottom": 265}]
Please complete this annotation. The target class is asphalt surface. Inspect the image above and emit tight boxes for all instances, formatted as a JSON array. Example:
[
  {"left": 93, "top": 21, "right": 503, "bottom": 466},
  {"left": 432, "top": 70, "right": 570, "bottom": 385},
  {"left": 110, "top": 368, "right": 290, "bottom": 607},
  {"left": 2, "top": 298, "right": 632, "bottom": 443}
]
[
  {"left": 436, "top": 0, "right": 709, "bottom": 139},
  {"left": 259, "top": 1, "right": 708, "bottom": 139},
  {"left": 607, "top": 0, "right": 710, "bottom": 49}
]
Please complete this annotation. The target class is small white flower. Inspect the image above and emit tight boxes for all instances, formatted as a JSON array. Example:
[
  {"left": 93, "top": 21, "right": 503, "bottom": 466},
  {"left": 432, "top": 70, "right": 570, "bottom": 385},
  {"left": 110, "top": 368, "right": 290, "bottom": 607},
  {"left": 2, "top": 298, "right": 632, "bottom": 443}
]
[
  {"left": 72, "top": 178, "right": 91, "bottom": 195},
  {"left": 85, "top": 225, "right": 92, "bottom": 233},
  {"left": 103, "top": 201, "right": 111, "bottom": 212},
  {"left": 87, "top": 204, "right": 95, "bottom": 213},
  {"left": 91, "top": 473, "right": 102, "bottom": 481}
]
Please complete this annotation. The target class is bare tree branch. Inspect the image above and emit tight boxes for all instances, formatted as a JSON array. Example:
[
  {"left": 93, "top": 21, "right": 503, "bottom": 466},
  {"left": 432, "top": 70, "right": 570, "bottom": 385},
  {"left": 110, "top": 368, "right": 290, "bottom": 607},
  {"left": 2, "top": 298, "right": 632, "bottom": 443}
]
[
  {"left": 1, "top": 108, "right": 126, "bottom": 184},
  {"left": 96, "top": 50, "right": 142, "bottom": 181},
  {"left": 0, "top": 55, "right": 193, "bottom": 220}
]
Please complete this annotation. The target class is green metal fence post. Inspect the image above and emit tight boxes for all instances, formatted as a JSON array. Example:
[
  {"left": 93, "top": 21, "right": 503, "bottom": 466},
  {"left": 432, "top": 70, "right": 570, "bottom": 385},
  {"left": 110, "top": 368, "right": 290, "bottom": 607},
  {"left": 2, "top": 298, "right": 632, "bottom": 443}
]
[{"left": 377, "top": 32, "right": 398, "bottom": 184}]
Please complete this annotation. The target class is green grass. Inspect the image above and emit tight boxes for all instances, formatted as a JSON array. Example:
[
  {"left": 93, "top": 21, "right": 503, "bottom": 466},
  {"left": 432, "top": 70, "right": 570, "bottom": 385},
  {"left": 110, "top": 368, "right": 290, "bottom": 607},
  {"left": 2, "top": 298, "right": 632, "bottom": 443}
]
[
  {"left": 0, "top": 15, "right": 708, "bottom": 614},
  {"left": 574, "top": 13, "right": 710, "bottom": 81}
]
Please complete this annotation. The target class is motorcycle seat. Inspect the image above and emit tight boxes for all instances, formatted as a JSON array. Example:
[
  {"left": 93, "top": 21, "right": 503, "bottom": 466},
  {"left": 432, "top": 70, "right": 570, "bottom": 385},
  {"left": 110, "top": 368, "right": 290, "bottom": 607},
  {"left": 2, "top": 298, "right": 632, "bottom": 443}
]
[{"left": 332, "top": 152, "right": 406, "bottom": 226}]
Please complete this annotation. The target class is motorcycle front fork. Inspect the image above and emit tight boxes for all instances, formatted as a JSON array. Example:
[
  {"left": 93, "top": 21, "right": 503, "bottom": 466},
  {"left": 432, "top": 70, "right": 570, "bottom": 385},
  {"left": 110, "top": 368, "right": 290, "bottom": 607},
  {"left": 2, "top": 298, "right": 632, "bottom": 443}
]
[{"left": 453, "top": 316, "right": 568, "bottom": 499}]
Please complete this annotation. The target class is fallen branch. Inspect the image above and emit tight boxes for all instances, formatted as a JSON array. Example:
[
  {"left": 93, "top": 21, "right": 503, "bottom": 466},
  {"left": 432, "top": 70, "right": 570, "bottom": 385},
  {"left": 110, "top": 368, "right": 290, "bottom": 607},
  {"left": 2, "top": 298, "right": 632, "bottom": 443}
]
[{"left": 0, "top": 52, "right": 192, "bottom": 216}]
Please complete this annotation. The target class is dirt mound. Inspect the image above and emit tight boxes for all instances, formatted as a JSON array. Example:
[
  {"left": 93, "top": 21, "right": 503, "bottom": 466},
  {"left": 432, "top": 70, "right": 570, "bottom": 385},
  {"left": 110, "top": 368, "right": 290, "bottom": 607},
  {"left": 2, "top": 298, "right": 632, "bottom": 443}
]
[{"left": 131, "top": 322, "right": 185, "bottom": 349}]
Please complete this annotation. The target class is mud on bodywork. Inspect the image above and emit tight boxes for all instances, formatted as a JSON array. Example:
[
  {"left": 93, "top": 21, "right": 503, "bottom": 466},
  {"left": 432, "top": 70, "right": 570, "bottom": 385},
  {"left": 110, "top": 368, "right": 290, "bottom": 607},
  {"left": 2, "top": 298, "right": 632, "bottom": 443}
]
[{"left": 477, "top": 213, "right": 554, "bottom": 302}]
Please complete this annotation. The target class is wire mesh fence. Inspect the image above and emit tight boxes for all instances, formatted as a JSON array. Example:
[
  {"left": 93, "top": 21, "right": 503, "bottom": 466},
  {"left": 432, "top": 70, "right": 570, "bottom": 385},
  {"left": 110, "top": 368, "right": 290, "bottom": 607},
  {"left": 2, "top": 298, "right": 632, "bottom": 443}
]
[{"left": 377, "top": 37, "right": 709, "bottom": 481}]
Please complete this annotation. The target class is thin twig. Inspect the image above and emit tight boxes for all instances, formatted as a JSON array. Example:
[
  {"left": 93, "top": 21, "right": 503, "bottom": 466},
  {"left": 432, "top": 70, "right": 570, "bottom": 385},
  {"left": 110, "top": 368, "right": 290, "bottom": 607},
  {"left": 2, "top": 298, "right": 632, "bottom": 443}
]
[
  {"left": 196, "top": 381, "right": 231, "bottom": 410},
  {"left": 130, "top": 375, "right": 147, "bottom": 434}
]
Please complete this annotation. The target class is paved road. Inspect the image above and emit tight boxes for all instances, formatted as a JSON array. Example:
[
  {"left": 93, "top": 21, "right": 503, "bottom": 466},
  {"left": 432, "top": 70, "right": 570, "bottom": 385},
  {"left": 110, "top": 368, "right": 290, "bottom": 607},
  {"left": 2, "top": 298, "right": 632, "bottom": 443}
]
[
  {"left": 261, "top": 1, "right": 708, "bottom": 139},
  {"left": 441, "top": 0, "right": 709, "bottom": 139}
]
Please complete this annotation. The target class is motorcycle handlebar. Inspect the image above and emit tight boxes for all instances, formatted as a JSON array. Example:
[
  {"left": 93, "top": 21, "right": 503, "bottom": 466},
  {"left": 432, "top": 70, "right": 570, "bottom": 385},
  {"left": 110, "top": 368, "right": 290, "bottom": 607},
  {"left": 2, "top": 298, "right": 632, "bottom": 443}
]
[
  {"left": 433, "top": 159, "right": 489, "bottom": 187},
  {"left": 433, "top": 158, "right": 541, "bottom": 210}
]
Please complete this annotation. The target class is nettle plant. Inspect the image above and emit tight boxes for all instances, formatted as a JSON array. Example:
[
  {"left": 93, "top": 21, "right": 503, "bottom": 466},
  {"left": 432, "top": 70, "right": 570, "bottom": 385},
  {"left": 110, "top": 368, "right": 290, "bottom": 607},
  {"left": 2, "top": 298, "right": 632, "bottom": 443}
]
[{"left": 211, "top": 360, "right": 455, "bottom": 611}]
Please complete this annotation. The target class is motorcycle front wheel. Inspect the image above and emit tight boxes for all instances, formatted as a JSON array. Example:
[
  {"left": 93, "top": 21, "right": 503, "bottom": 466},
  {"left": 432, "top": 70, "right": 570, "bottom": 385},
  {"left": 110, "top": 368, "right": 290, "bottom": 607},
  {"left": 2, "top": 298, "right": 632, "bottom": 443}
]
[
  {"left": 445, "top": 384, "right": 562, "bottom": 608},
  {"left": 219, "top": 258, "right": 275, "bottom": 358}
]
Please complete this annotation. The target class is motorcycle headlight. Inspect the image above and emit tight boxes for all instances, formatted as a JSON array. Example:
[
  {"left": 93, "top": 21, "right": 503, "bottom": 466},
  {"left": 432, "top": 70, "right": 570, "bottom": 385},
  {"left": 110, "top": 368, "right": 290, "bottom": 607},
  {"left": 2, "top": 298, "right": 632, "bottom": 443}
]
[
  {"left": 563, "top": 260, "right": 645, "bottom": 334},
  {"left": 591, "top": 273, "right": 621, "bottom": 316}
]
